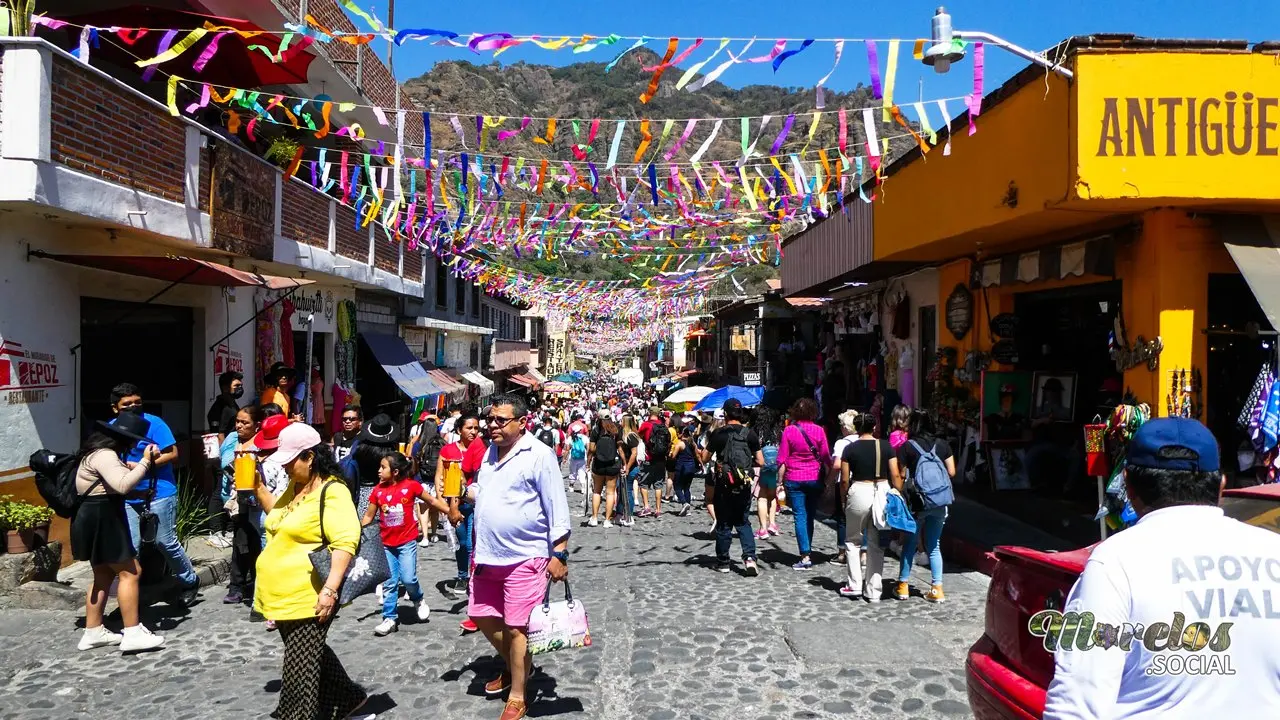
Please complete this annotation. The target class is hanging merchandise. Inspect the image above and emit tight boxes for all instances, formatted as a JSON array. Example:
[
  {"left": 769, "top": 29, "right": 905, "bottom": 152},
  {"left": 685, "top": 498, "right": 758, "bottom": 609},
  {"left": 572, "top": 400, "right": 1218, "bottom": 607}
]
[
  {"left": 899, "top": 342, "right": 915, "bottom": 407},
  {"left": 334, "top": 299, "right": 358, "bottom": 387},
  {"left": 279, "top": 296, "right": 296, "bottom": 369},
  {"left": 1238, "top": 363, "right": 1272, "bottom": 430},
  {"left": 255, "top": 293, "right": 284, "bottom": 388},
  {"left": 1165, "top": 368, "right": 1202, "bottom": 420},
  {"left": 1099, "top": 403, "right": 1150, "bottom": 531},
  {"left": 1083, "top": 416, "right": 1109, "bottom": 477}
]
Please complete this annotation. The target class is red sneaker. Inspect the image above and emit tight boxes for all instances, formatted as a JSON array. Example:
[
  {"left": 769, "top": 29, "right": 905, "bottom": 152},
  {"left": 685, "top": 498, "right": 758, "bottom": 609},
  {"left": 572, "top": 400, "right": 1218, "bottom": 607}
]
[{"left": 460, "top": 618, "right": 479, "bottom": 633}]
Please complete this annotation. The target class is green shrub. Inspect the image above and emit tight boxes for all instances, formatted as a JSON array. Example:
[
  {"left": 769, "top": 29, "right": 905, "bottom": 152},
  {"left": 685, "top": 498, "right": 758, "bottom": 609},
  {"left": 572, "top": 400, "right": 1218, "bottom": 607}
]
[{"left": 0, "top": 496, "right": 55, "bottom": 532}]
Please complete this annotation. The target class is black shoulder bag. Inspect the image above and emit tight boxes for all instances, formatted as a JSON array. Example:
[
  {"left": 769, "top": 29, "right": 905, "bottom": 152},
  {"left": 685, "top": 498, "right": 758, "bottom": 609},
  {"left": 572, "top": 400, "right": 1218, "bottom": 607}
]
[
  {"left": 308, "top": 480, "right": 390, "bottom": 606},
  {"left": 137, "top": 466, "right": 160, "bottom": 545}
]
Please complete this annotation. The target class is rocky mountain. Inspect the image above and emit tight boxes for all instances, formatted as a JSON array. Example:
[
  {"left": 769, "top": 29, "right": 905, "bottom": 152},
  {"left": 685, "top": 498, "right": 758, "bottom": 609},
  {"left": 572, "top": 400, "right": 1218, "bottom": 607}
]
[
  {"left": 404, "top": 48, "right": 918, "bottom": 167},
  {"left": 402, "top": 50, "right": 918, "bottom": 295}
]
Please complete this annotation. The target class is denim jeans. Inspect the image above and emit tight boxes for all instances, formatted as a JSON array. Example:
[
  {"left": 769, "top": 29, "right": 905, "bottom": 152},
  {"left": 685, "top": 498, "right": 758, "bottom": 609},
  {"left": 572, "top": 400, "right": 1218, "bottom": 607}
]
[
  {"left": 899, "top": 506, "right": 948, "bottom": 584},
  {"left": 382, "top": 540, "right": 424, "bottom": 620},
  {"left": 784, "top": 481, "right": 823, "bottom": 557},
  {"left": 454, "top": 501, "right": 474, "bottom": 582},
  {"left": 674, "top": 468, "right": 697, "bottom": 505},
  {"left": 714, "top": 503, "right": 757, "bottom": 562},
  {"left": 125, "top": 494, "right": 198, "bottom": 587}
]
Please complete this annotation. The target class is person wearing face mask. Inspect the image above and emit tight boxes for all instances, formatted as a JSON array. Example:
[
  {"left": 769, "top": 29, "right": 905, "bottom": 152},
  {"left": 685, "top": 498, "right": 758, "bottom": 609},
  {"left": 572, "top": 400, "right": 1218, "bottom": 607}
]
[{"left": 206, "top": 371, "right": 245, "bottom": 547}]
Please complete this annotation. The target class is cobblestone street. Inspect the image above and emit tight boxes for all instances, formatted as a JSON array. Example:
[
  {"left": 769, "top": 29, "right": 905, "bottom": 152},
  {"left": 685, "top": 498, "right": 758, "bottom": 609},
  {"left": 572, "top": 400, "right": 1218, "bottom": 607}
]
[{"left": 0, "top": 490, "right": 986, "bottom": 720}]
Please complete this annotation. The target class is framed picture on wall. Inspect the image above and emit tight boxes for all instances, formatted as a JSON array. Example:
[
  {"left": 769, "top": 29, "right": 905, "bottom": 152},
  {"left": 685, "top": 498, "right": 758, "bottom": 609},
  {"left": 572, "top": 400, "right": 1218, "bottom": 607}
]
[
  {"left": 988, "top": 444, "right": 1031, "bottom": 490},
  {"left": 980, "top": 370, "right": 1034, "bottom": 442},
  {"left": 1031, "top": 371, "right": 1078, "bottom": 422}
]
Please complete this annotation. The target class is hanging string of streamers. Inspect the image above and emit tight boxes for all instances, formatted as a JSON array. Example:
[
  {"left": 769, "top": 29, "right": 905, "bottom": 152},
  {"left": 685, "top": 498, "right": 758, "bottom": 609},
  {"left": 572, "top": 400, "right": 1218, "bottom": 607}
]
[{"left": 31, "top": 12, "right": 992, "bottom": 350}]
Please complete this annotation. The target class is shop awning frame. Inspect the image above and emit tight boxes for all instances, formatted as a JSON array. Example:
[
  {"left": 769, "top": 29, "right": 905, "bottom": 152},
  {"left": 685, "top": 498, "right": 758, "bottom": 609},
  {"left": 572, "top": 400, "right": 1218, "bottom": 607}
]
[
  {"left": 27, "top": 252, "right": 315, "bottom": 394},
  {"left": 455, "top": 366, "right": 496, "bottom": 396},
  {"left": 361, "top": 332, "right": 446, "bottom": 401}
]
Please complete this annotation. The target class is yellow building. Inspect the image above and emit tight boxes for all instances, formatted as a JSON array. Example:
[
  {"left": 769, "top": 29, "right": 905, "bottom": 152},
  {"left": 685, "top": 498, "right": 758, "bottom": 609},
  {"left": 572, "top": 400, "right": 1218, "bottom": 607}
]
[{"left": 875, "top": 36, "right": 1280, "bottom": 445}]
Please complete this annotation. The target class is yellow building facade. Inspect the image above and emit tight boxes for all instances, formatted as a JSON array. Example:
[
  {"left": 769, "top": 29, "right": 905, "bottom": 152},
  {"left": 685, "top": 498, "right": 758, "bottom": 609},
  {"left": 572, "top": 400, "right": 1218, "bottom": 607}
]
[{"left": 874, "top": 43, "right": 1280, "bottom": 422}]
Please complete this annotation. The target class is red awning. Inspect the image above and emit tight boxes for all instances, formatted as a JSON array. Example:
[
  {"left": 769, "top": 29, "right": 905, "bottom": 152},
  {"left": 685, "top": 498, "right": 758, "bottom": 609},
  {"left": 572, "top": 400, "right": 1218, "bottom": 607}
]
[
  {"left": 508, "top": 374, "right": 537, "bottom": 388},
  {"left": 686, "top": 329, "right": 711, "bottom": 339},
  {"left": 30, "top": 252, "right": 313, "bottom": 289},
  {"left": 674, "top": 370, "right": 697, "bottom": 378},
  {"left": 426, "top": 368, "right": 466, "bottom": 395},
  {"left": 49, "top": 7, "right": 316, "bottom": 88}
]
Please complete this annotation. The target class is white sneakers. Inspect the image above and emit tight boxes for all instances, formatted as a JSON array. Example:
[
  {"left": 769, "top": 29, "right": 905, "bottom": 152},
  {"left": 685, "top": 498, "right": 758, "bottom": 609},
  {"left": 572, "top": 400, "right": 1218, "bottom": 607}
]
[
  {"left": 603, "top": 519, "right": 614, "bottom": 528},
  {"left": 373, "top": 618, "right": 399, "bottom": 636},
  {"left": 78, "top": 625, "right": 122, "bottom": 651},
  {"left": 416, "top": 599, "right": 430, "bottom": 622},
  {"left": 119, "top": 625, "right": 165, "bottom": 653},
  {"left": 587, "top": 517, "right": 599, "bottom": 527}
]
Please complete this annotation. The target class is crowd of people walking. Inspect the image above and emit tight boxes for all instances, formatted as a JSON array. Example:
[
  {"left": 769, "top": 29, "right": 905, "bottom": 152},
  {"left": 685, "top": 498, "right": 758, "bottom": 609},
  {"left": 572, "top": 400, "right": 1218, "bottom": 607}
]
[{"left": 59, "top": 368, "right": 953, "bottom": 720}]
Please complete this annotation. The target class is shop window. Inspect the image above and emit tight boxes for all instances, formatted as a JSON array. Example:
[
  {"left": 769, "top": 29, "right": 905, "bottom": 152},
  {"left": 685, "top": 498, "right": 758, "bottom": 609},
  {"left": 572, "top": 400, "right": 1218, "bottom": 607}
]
[
  {"left": 470, "top": 341, "right": 480, "bottom": 367},
  {"left": 482, "top": 305, "right": 490, "bottom": 326},
  {"left": 454, "top": 277, "right": 466, "bottom": 315},
  {"left": 471, "top": 286, "right": 481, "bottom": 318},
  {"left": 435, "top": 261, "right": 448, "bottom": 308}
]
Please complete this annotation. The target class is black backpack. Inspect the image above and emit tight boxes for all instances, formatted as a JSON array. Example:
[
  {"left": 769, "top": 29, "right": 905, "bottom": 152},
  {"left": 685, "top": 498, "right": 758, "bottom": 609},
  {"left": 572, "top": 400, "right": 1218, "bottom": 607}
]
[
  {"left": 30, "top": 449, "right": 93, "bottom": 518},
  {"left": 712, "top": 426, "right": 754, "bottom": 496},
  {"left": 646, "top": 422, "right": 671, "bottom": 461},
  {"left": 594, "top": 433, "right": 619, "bottom": 465},
  {"left": 417, "top": 436, "right": 445, "bottom": 485},
  {"left": 537, "top": 427, "right": 557, "bottom": 449}
]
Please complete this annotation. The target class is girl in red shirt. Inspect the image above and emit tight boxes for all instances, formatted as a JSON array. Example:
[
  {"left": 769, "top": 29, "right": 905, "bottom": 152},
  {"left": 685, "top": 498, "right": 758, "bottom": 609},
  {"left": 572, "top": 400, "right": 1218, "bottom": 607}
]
[{"left": 361, "top": 453, "right": 451, "bottom": 637}]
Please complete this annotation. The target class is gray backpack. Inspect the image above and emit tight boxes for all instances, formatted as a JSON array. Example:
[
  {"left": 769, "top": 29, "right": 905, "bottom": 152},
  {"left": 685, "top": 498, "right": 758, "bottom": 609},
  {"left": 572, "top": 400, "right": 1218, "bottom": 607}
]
[{"left": 907, "top": 440, "right": 954, "bottom": 509}]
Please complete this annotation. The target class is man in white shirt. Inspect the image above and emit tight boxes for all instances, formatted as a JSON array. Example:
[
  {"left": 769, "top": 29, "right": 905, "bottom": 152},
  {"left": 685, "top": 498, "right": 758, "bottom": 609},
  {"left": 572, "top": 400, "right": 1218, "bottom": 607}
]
[
  {"left": 467, "top": 394, "right": 571, "bottom": 720},
  {"left": 1043, "top": 417, "right": 1280, "bottom": 720}
]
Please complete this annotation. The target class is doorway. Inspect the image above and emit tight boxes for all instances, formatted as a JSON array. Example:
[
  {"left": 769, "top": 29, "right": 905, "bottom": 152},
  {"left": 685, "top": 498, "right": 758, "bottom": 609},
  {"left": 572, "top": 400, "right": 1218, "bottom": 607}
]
[
  {"left": 80, "top": 298, "right": 194, "bottom": 441},
  {"left": 918, "top": 305, "right": 936, "bottom": 408},
  {"left": 1207, "top": 273, "right": 1272, "bottom": 482}
]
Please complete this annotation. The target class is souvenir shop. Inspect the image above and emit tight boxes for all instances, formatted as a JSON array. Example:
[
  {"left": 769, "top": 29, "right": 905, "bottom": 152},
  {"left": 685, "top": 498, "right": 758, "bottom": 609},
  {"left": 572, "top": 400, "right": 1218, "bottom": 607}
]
[{"left": 254, "top": 284, "right": 357, "bottom": 440}]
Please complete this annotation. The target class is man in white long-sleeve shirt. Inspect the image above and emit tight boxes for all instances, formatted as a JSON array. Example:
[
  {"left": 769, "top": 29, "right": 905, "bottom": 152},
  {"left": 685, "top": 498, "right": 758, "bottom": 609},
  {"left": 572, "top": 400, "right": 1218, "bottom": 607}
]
[{"left": 1043, "top": 417, "right": 1280, "bottom": 720}]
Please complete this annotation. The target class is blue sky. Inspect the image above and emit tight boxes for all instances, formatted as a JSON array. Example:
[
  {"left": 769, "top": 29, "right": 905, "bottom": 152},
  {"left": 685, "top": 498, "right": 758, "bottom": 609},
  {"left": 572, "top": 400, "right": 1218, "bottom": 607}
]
[{"left": 349, "top": 0, "right": 1280, "bottom": 115}]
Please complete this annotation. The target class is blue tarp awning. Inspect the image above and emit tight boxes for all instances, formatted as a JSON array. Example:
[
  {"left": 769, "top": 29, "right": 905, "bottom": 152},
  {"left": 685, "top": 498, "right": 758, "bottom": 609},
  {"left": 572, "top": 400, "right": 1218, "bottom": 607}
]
[
  {"left": 692, "top": 386, "right": 766, "bottom": 411},
  {"left": 360, "top": 332, "right": 443, "bottom": 400}
]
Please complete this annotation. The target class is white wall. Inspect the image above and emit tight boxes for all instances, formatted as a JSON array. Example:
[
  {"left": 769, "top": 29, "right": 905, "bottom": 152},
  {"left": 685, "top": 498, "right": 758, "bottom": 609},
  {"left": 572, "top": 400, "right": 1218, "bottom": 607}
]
[
  {"left": 880, "top": 268, "right": 939, "bottom": 407},
  {"left": 0, "top": 215, "right": 257, "bottom": 481}
]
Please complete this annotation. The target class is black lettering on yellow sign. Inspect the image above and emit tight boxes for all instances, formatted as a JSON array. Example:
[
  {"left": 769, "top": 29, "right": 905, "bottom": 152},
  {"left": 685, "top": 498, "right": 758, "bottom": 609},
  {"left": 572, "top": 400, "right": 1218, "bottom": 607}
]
[{"left": 1096, "top": 94, "right": 1280, "bottom": 157}]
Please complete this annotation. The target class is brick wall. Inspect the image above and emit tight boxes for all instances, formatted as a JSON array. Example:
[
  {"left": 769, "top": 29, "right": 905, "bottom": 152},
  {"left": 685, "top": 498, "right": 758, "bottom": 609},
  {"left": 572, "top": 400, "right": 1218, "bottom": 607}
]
[
  {"left": 49, "top": 56, "right": 186, "bottom": 203},
  {"left": 282, "top": 177, "right": 330, "bottom": 249},
  {"left": 373, "top": 235, "right": 398, "bottom": 274},
  {"left": 278, "top": 0, "right": 425, "bottom": 148},
  {"left": 334, "top": 202, "right": 366, "bottom": 260},
  {"left": 403, "top": 245, "right": 422, "bottom": 280}
]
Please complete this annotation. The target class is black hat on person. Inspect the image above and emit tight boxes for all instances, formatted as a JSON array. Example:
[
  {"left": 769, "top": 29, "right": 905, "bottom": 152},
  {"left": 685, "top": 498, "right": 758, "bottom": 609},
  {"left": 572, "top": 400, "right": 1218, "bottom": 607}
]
[
  {"left": 96, "top": 412, "right": 151, "bottom": 446},
  {"left": 265, "top": 362, "right": 297, "bottom": 384},
  {"left": 358, "top": 413, "right": 399, "bottom": 446}
]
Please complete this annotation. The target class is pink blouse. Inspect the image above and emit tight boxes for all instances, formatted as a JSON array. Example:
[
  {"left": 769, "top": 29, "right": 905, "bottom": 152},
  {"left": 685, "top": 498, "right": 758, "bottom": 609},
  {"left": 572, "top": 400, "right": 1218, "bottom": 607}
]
[{"left": 777, "top": 421, "right": 832, "bottom": 482}]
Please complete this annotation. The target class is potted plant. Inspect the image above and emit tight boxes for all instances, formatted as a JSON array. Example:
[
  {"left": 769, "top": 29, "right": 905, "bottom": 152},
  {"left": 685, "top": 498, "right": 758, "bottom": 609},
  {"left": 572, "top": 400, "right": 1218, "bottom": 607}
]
[
  {"left": 0, "top": 496, "right": 54, "bottom": 553},
  {"left": 1, "top": 1, "right": 39, "bottom": 37}
]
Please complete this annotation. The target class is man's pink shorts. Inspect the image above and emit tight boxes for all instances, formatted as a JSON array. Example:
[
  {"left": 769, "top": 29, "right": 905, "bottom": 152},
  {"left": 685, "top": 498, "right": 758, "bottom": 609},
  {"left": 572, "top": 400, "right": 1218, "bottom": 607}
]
[{"left": 468, "top": 558, "right": 550, "bottom": 627}]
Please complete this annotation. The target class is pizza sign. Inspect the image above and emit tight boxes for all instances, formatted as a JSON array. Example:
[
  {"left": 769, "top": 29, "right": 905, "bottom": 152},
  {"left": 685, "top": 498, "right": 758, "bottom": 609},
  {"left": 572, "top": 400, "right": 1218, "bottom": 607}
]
[{"left": 0, "top": 337, "right": 61, "bottom": 405}]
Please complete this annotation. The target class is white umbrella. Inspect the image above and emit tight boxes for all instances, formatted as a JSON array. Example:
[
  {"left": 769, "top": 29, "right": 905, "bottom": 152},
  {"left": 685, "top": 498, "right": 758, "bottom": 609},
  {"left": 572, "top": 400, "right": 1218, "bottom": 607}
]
[{"left": 663, "top": 385, "right": 715, "bottom": 405}]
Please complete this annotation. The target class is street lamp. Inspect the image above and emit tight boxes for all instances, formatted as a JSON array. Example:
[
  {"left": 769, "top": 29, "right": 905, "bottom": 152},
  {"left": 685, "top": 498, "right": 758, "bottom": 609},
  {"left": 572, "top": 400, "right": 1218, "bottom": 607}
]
[{"left": 922, "top": 7, "right": 1073, "bottom": 80}]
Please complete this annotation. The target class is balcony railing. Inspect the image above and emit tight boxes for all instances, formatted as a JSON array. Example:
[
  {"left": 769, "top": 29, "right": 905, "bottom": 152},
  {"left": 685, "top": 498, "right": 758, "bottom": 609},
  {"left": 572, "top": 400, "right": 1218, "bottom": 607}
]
[{"left": 0, "top": 38, "right": 424, "bottom": 296}]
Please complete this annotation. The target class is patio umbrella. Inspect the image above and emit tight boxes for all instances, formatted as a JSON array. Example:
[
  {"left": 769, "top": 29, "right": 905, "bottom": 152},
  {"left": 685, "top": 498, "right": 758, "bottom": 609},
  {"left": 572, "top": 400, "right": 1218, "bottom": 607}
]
[
  {"left": 663, "top": 385, "right": 715, "bottom": 406},
  {"left": 552, "top": 373, "right": 580, "bottom": 384},
  {"left": 49, "top": 7, "right": 316, "bottom": 88},
  {"left": 693, "top": 386, "right": 765, "bottom": 412},
  {"left": 543, "top": 381, "right": 575, "bottom": 394}
]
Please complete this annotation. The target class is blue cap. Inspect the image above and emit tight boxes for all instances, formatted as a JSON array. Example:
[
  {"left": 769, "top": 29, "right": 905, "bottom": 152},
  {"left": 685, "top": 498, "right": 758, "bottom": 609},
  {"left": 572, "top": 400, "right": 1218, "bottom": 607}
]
[{"left": 1125, "top": 418, "right": 1220, "bottom": 473}]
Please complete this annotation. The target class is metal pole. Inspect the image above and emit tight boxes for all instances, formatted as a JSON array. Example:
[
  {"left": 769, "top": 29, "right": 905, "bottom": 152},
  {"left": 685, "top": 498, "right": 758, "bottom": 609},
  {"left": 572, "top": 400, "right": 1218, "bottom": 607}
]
[
  {"left": 953, "top": 30, "right": 1074, "bottom": 79},
  {"left": 300, "top": 314, "right": 315, "bottom": 423}
]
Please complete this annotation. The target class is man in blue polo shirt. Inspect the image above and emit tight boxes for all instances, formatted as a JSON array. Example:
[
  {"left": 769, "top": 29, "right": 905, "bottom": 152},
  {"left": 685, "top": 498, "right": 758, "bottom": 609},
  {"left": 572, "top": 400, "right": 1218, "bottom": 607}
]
[{"left": 111, "top": 382, "right": 199, "bottom": 606}]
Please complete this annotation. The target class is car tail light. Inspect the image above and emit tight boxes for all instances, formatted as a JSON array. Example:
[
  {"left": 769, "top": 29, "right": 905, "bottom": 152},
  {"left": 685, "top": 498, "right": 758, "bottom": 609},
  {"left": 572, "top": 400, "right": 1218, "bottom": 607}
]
[{"left": 985, "top": 546, "right": 1089, "bottom": 690}]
